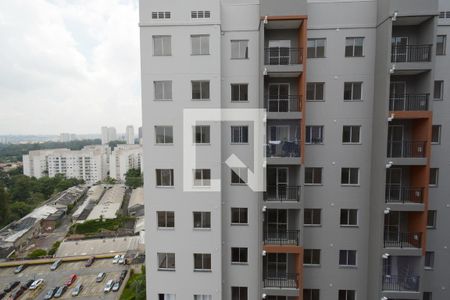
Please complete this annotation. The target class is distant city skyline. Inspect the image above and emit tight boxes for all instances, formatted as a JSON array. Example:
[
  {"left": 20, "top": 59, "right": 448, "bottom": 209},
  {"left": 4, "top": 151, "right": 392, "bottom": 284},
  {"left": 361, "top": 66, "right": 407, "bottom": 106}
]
[{"left": 0, "top": 0, "right": 141, "bottom": 135}]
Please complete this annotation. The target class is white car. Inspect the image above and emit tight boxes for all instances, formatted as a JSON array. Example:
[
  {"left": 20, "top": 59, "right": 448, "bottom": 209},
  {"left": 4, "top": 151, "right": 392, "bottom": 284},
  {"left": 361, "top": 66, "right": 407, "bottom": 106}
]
[
  {"left": 112, "top": 255, "right": 120, "bottom": 264},
  {"left": 104, "top": 280, "right": 114, "bottom": 293},
  {"left": 118, "top": 255, "right": 125, "bottom": 264},
  {"left": 29, "top": 278, "right": 44, "bottom": 290}
]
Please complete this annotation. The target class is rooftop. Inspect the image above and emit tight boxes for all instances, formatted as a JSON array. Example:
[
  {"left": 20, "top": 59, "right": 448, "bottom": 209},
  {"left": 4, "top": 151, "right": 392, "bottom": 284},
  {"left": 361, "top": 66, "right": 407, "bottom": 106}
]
[
  {"left": 85, "top": 184, "right": 126, "bottom": 220},
  {"left": 56, "top": 235, "right": 140, "bottom": 257},
  {"left": 128, "top": 187, "right": 144, "bottom": 210}
]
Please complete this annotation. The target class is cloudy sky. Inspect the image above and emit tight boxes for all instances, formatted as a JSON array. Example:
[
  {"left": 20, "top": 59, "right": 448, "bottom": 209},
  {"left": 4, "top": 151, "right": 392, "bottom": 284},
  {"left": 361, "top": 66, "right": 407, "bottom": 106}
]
[{"left": 0, "top": 0, "right": 141, "bottom": 135}]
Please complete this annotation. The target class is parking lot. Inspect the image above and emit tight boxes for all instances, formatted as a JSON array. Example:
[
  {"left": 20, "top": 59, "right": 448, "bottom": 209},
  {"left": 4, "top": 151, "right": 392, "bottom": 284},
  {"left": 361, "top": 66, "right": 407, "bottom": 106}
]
[{"left": 0, "top": 258, "right": 129, "bottom": 300}]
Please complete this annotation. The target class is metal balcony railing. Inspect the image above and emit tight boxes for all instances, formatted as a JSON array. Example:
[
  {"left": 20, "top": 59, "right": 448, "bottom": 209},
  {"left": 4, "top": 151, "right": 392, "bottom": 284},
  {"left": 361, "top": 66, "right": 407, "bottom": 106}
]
[
  {"left": 266, "top": 140, "right": 300, "bottom": 158},
  {"left": 387, "top": 141, "right": 426, "bottom": 158},
  {"left": 265, "top": 95, "right": 301, "bottom": 113},
  {"left": 385, "top": 186, "right": 424, "bottom": 204},
  {"left": 389, "top": 94, "right": 429, "bottom": 111},
  {"left": 264, "top": 185, "right": 300, "bottom": 202},
  {"left": 263, "top": 230, "right": 300, "bottom": 246},
  {"left": 382, "top": 275, "right": 420, "bottom": 292},
  {"left": 384, "top": 232, "right": 422, "bottom": 249},
  {"left": 263, "top": 272, "right": 299, "bottom": 289},
  {"left": 391, "top": 44, "right": 432, "bottom": 63},
  {"left": 264, "top": 47, "right": 303, "bottom": 65}
]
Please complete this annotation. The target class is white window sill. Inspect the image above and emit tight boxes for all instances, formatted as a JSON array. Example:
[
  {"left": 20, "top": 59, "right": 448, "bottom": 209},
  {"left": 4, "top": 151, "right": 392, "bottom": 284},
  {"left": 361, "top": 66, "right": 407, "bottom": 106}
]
[
  {"left": 231, "top": 223, "right": 248, "bottom": 226},
  {"left": 193, "top": 228, "right": 211, "bottom": 231},
  {"left": 231, "top": 262, "right": 248, "bottom": 266},
  {"left": 157, "top": 227, "right": 175, "bottom": 231},
  {"left": 155, "top": 186, "right": 175, "bottom": 189}
]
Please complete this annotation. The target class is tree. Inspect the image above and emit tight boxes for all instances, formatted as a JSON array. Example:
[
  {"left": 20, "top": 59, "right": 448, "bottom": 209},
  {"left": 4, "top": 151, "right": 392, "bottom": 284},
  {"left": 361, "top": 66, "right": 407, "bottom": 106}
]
[
  {"left": 125, "top": 168, "right": 143, "bottom": 188},
  {"left": 0, "top": 184, "right": 11, "bottom": 226}
]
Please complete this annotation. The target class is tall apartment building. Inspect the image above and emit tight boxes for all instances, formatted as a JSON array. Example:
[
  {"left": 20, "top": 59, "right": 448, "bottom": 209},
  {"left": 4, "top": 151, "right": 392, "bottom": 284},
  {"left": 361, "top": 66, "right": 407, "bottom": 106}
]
[
  {"left": 140, "top": 0, "right": 448, "bottom": 299},
  {"left": 126, "top": 125, "right": 135, "bottom": 144},
  {"left": 101, "top": 126, "right": 118, "bottom": 144},
  {"left": 109, "top": 144, "right": 143, "bottom": 181}
]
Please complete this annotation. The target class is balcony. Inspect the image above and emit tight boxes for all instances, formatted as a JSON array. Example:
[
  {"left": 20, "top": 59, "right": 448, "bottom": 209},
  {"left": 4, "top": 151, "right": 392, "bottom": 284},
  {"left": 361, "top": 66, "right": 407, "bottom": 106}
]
[
  {"left": 265, "top": 185, "right": 300, "bottom": 202},
  {"left": 263, "top": 230, "right": 300, "bottom": 246},
  {"left": 382, "top": 275, "right": 420, "bottom": 292},
  {"left": 265, "top": 95, "right": 302, "bottom": 119},
  {"left": 389, "top": 94, "right": 429, "bottom": 112},
  {"left": 263, "top": 273, "right": 299, "bottom": 289},
  {"left": 385, "top": 186, "right": 424, "bottom": 204},
  {"left": 264, "top": 47, "right": 303, "bottom": 77},
  {"left": 384, "top": 232, "right": 422, "bottom": 249},
  {"left": 387, "top": 141, "right": 426, "bottom": 158},
  {"left": 391, "top": 45, "right": 432, "bottom": 63},
  {"left": 266, "top": 140, "right": 301, "bottom": 165}
]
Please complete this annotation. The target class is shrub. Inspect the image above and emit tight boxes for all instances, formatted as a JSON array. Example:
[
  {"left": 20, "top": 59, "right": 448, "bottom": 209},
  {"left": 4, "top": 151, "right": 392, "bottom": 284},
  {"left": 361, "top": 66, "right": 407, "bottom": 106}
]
[{"left": 27, "top": 248, "right": 47, "bottom": 259}]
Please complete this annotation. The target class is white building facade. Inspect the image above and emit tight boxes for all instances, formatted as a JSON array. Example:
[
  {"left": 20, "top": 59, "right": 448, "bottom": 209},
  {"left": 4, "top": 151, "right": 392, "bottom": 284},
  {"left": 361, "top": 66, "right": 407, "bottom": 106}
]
[{"left": 109, "top": 144, "right": 143, "bottom": 181}]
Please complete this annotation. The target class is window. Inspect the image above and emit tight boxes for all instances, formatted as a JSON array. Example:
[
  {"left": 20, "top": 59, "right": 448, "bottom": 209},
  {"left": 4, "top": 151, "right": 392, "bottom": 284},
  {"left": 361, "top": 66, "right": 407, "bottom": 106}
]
[
  {"left": 432, "top": 125, "right": 441, "bottom": 144},
  {"left": 231, "top": 247, "right": 248, "bottom": 264},
  {"left": 342, "top": 126, "right": 361, "bottom": 144},
  {"left": 304, "top": 249, "right": 321, "bottom": 265},
  {"left": 231, "top": 287, "right": 247, "bottom": 300},
  {"left": 153, "top": 35, "right": 171, "bottom": 56},
  {"left": 231, "top": 126, "right": 249, "bottom": 144},
  {"left": 425, "top": 251, "right": 435, "bottom": 269},
  {"left": 191, "top": 11, "right": 211, "bottom": 19},
  {"left": 231, "top": 40, "right": 249, "bottom": 59},
  {"left": 344, "top": 82, "right": 362, "bottom": 101},
  {"left": 194, "top": 296, "right": 212, "bottom": 300},
  {"left": 231, "top": 84, "right": 248, "bottom": 102},
  {"left": 338, "top": 290, "right": 356, "bottom": 300},
  {"left": 158, "top": 211, "right": 175, "bottom": 228},
  {"left": 158, "top": 253, "right": 175, "bottom": 270},
  {"left": 192, "top": 81, "right": 210, "bottom": 100},
  {"left": 427, "top": 210, "right": 437, "bottom": 229},
  {"left": 305, "top": 168, "right": 322, "bottom": 185},
  {"left": 307, "top": 38, "right": 326, "bottom": 58},
  {"left": 339, "top": 250, "right": 357, "bottom": 266},
  {"left": 304, "top": 209, "right": 321, "bottom": 226},
  {"left": 429, "top": 168, "right": 439, "bottom": 186},
  {"left": 154, "top": 81, "right": 172, "bottom": 100},
  {"left": 158, "top": 294, "right": 176, "bottom": 300},
  {"left": 341, "top": 168, "right": 359, "bottom": 185},
  {"left": 306, "top": 126, "right": 324, "bottom": 144},
  {"left": 193, "top": 212, "right": 211, "bottom": 229},
  {"left": 152, "top": 11, "right": 171, "bottom": 19},
  {"left": 194, "top": 169, "right": 211, "bottom": 186},
  {"left": 423, "top": 292, "right": 432, "bottom": 300},
  {"left": 155, "top": 126, "right": 173, "bottom": 144},
  {"left": 303, "top": 289, "right": 320, "bottom": 300},
  {"left": 191, "top": 35, "right": 210, "bottom": 55},
  {"left": 434, "top": 80, "right": 444, "bottom": 100},
  {"left": 436, "top": 35, "right": 447, "bottom": 55},
  {"left": 306, "top": 82, "right": 325, "bottom": 101},
  {"left": 194, "top": 253, "right": 211, "bottom": 271},
  {"left": 340, "top": 209, "right": 358, "bottom": 226},
  {"left": 345, "top": 37, "right": 364, "bottom": 57},
  {"left": 439, "top": 11, "right": 445, "bottom": 18},
  {"left": 156, "top": 169, "right": 174, "bottom": 186},
  {"left": 194, "top": 125, "right": 210, "bottom": 144},
  {"left": 231, "top": 168, "right": 247, "bottom": 184},
  {"left": 231, "top": 208, "right": 248, "bottom": 224}
]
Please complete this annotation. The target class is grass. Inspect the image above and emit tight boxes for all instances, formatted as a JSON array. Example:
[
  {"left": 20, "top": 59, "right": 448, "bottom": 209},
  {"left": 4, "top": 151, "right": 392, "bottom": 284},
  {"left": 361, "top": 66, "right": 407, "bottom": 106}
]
[
  {"left": 69, "top": 216, "right": 135, "bottom": 235},
  {"left": 120, "top": 268, "right": 146, "bottom": 300}
]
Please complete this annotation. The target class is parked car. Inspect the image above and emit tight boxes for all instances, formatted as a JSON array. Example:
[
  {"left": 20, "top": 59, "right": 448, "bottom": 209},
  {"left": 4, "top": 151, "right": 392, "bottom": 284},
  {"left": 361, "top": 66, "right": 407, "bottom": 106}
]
[
  {"left": 43, "top": 288, "right": 57, "bottom": 300},
  {"left": 29, "top": 279, "right": 44, "bottom": 290},
  {"left": 112, "top": 255, "right": 120, "bottom": 264},
  {"left": 118, "top": 255, "right": 125, "bottom": 264},
  {"left": 112, "top": 281, "right": 121, "bottom": 292},
  {"left": 103, "top": 280, "right": 114, "bottom": 293},
  {"left": 54, "top": 285, "right": 67, "bottom": 298},
  {"left": 24, "top": 279, "right": 34, "bottom": 289},
  {"left": 64, "top": 274, "right": 77, "bottom": 286},
  {"left": 120, "top": 270, "right": 128, "bottom": 281},
  {"left": 96, "top": 272, "right": 106, "bottom": 283},
  {"left": 71, "top": 283, "right": 83, "bottom": 297},
  {"left": 4, "top": 281, "right": 20, "bottom": 293},
  {"left": 50, "top": 259, "right": 62, "bottom": 271},
  {"left": 9, "top": 288, "right": 24, "bottom": 300},
  {"left": 14, "top": 264, "right": 27, "bottom": 274},
  {"left": 85, "top": 256, "right": 95, "bottom": 267}
]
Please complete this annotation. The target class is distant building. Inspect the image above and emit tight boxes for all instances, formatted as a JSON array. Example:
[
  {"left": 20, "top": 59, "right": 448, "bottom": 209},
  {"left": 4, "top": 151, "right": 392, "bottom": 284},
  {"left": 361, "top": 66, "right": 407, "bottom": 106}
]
[
  {"left": 126, "top": 125, "right": 135, "bottom": 144},
  {"left": 101, "top": 126, "right": 118, "bottom": 144},
  {"left": 101, "top": 126, "right": 109, "bottom": 144},
  {"left": 59, "top": 133, "right": 77, "bottom": 142},
  {"left": 109, "top": 144, "right": 143, "bottom": 181},
  {"left": 23, "top": 149, "right": 67, "bottom": 178}
]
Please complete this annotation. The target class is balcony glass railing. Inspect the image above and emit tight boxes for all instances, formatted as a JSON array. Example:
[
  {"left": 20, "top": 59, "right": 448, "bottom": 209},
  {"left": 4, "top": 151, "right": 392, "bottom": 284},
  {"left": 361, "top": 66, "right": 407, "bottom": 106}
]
[
  {"left": 263, "top": 230, "right": 300, "bottom": 246},
  {"left": 391, "top": 44, "right": 432, "bottom": 63},
  {"left": 263, "top": 272, "right": 299, "bottom": 289},
  {"left": 387, "top": 141, "right": 426, "bottom": 158},
  {"left": 385, "top": 186, "right": 424, "bottom": 204},
  {"left": 264, "top": 185, "right": 300, "bottom": 202},
  {"left": 265, "top": 95, "right": 301, "bottom": 113},
  {"left": 264, "top": 47, "right": 303, "bottom": 65},
  {"left": 266, "top": 140, "right": 300, "bottom": 158},
  {"left": 382, "top": 275, "right": 420, "bottom": 292},
  {"left": 384, "top": 232, "right": 422, "bottom": 248},
  {"left": 389, "top": 94, "right": 429, "bottom": 111}
]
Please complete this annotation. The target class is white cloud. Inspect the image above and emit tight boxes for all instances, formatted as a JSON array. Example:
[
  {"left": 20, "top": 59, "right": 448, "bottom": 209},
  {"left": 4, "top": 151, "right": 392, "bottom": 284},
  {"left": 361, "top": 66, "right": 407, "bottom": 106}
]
[{"left": 0, "top": 0, "right": 141, "bottom": 135}]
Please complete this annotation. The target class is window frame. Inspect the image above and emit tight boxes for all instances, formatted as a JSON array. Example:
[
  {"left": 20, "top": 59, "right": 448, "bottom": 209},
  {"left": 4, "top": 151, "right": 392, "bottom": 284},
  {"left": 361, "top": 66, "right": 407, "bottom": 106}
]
[
  {"left": 193, "top": 253, "right": 212, "bottom": 271},
  {"left": 193, "top": 169, "right": 211, "bottom": 187},
  {"left": 436, "top": 35, "right": 447, "bottom": 56},
  {"left": 306, "top": 82, "right": 325, "bottom": 101},
  {"left": 429, "top": 168, "right": 439, "bottom": 186},
  {"left": 231, "top": 168, "right": 247, "bottom": 185},
  {"left": 231, "top": 286, "right": 248, "bottom": 300},
  {"left": 154, "top": 81, "right": 172, "bottom": 101},
  {"left": 231, "top": 247, "right": 248, "bottom": 264},
  {"left": 340, "top": 209, "right": 358, "bottom": 226},
  {"left": 307, "top": 38, "right": 326, "bottom": 58},
  {"left": 231, "top": 84, "right": 249, "bottom": 102},
  {"left": 342, "top": 125, "right": 361, "bottom": 144},
  {"left": 156, "top": 169, "right": 174, "bottom": 187},
  {"left": 431, "top": 125, "right": 441, "bottom": 144},
  {"left": 153, "top": 35, "right": 172, "bottom": 56},
  {"left": 155, "top": 126, "right": 173, "bottom": 144},
  {"left": 303, "top": 249, "right": 321, "bottom": 266},
  {"left": 193, "top": 211, "right": 211, "bottom": 229},
  {"left": 345, "top": 37, "right": 364, "bottom": 57},
  {"left": 339, "top": 250, "right": 357, "bottom": 267},
  {"left": 304, "top": 209, "right": 321, "bottom": 226},
  {"left": 305, "top": 125, "right": 324, "bottom": 144},
  {"left": 231, "top": 40, "right": 249, "bottom": 60},
  {"left": 304, "top": 167, "right": 323, "bottom": 185},
  {"left": 427, "top": 210, "right": 437, "bottom": 229},
  {"left": 344, "top": 82, "right": 363, "bottom": 101},
  {"left": 157, "top": 211, "right": 175, "bottom": 229},
  {"left": 433, "top": 80, "right": 444, "bottom": 100},
  {"left": 191, "top": 81, "right": 210, "bottom": 100},
  {"left": 231, "top": 208, "right": 248, "bottom": 225},
  {"left": 341, "top": 168, "right": 360, "bottom": 186},
  {"left": 303, "top": 289, "right": 320, "bottom": 300},
  {"left": 193, "top": 125, "right": 210, "bottom": 144},
  {"left": 231, "top": 126, "right": 249, "bottom": 144},
  {"left": 157, "top": 252, "right": 175, "bottom": 271},
  {"left": 425, "top": 251, "right": 435, "bottom": 269},
  {"left": 191, "top": 34, "right": 210, "bottom": 56},
  {"left": 338, "top": 289, "right": 356, "bottom": 300}
]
